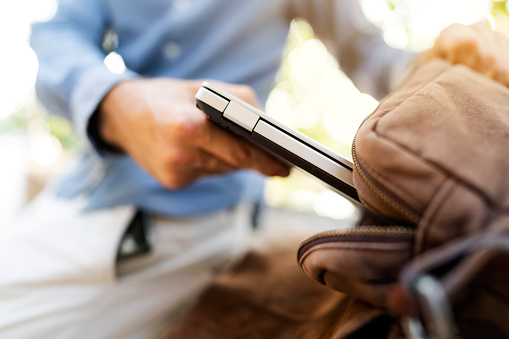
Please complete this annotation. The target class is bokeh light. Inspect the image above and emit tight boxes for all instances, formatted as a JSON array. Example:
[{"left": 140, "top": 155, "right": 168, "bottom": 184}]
[
  {"left": 361, "top": 0, "right": 492, "bottom": 50},
  {"left": 104, "top": 52, "right": 127, "bottom": 74}
]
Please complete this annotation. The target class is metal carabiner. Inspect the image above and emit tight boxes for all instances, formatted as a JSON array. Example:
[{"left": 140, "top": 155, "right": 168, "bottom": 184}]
[{"left": 401, "top": 275, "right": 456, "bottom": 339}]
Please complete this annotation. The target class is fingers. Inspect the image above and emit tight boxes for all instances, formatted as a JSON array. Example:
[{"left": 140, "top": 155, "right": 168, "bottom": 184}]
[
  {"left": 430, "top": 22, "right": 509, "bottom": 87},
  {"left": 165, "top": 107, "right": 289, "bottom": 178},
  {"left": 153, "top": 80, "right": 288, "bottom": 190},
  {"left": 157, "top": 166, "right": 236, "bottom": 190},
  {"left": 492, "top": 31, "right": 509, "bottom": 87},
  {"left": 154, "top": 141, "right": 236, "bottom": 189},
  {"left": 470, "top": 23, "right": 509, "bottom": 85},
  {"left": 471, "top": 22, "right": 497, "bottom": 77},
  {"left": 193, "top": 119, "right": 290, "bottom": 177},
  {"left": 191, "top": 83, "right": 288, "bottom": 175},
  {"left": 435, "top": 23, "right": 479, "bottom": 68},
  {"left": 156, "top": 144, "right": 288, "bottom": 190},
  {"left": 161, "top": 145, "right": 236, "bottom": 173}
]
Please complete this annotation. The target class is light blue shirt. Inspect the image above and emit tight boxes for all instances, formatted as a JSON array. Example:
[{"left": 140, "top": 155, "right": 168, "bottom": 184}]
[{"left": 31, "top": 0, "right": 415, "bottom": 217}]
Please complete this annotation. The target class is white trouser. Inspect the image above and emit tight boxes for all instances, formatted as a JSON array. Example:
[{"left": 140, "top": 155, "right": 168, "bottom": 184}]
[{"left": 0, "top": 190, "right": 253, "bottom": 339}]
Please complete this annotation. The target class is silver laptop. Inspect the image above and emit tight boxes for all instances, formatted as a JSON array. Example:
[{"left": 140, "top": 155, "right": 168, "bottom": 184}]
[{"left": 195, "top": 81, "right": 360, "bottom": 206}]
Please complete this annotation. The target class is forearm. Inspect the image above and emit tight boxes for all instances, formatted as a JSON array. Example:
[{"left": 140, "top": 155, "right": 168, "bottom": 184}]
[{"left": 288, "top": 0, "right": 417, "bottom": 99}]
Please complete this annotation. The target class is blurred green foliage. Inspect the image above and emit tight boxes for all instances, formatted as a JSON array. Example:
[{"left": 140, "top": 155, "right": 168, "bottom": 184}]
[
  {"left": 493, "top": 0, "right": 508, "bottom": 13},
  {"left": 0, "top": 102, "right": 81, "bottom": 152}
]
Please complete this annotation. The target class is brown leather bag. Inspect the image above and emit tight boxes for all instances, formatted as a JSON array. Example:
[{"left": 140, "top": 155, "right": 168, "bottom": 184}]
[{"left": 298, "top": 59, "right": 509, "bottom": 339}]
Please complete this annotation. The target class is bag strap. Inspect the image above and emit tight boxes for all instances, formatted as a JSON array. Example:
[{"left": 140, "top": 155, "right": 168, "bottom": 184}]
[{"left": 388, "top": 231, "right": 509, "bottom": 339}]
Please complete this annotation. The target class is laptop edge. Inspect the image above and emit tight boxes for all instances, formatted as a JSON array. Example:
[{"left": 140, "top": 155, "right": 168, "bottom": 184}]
[{"left": 195, "top": 81, "right": 361, "bottom": 206}]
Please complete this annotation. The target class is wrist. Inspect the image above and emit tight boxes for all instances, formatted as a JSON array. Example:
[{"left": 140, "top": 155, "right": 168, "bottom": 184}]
[{"left": 97, "top": 81, "right": 132, "bottom": 151}]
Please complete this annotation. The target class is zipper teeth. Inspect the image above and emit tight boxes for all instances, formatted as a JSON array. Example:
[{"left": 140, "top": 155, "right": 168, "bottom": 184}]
[
  {"left": 297, "top": 225, "right": 415, "bottom": 253},
  {"left": 351, "top": 139, "right": 420, "bottom": 224}
]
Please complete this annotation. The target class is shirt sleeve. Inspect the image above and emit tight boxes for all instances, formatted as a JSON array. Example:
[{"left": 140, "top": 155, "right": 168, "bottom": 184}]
[
  {"left": 288, "top": 0, "right": 417, "bottom": 100},
  {"left": 30, "top": 0, "right": 139, "bottom": 152}
]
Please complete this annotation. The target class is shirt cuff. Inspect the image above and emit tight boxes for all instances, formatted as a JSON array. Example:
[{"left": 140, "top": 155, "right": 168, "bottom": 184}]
[{"left": 70, "top": 62, "right": 139, "bottom": 155}]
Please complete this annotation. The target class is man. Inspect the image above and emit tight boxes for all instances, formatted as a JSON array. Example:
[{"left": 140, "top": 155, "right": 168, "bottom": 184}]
[{"left": 1, "top": 0, "right": 508, "bottom": 337}]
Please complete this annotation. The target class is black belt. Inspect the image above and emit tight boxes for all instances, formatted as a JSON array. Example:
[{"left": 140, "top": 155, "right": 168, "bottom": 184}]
[
  {"left": 116, "top": 202, "right": 263, "bottom": 261},
  {"left": 116, "top": 211, "right": 152, "bottom": 261}
]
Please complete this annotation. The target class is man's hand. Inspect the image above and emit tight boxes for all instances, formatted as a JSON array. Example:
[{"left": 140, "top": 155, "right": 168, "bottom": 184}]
[
  {"left": 421, "top": 22, "right": 509, "bottom": 87},
  {"left": 99, "top": 78, "right": 289, "bottom": 189}
]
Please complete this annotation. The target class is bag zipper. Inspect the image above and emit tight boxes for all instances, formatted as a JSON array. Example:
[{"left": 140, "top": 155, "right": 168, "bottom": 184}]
[
  {"left": 351, "top": 137, "right": 420, "bottom": 224},
  {"left": 297, "top": 225, "right": 415, "bottom": 263}
]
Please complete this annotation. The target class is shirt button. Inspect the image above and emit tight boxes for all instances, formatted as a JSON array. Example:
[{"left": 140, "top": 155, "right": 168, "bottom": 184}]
[{"left": 164, "top": 42, "right": 181, "bottom": 60}]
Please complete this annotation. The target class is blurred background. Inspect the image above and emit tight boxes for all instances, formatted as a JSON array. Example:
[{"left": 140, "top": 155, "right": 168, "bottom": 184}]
[{"left": 0, "top": 0, "right": 507, "bottom": 229}]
